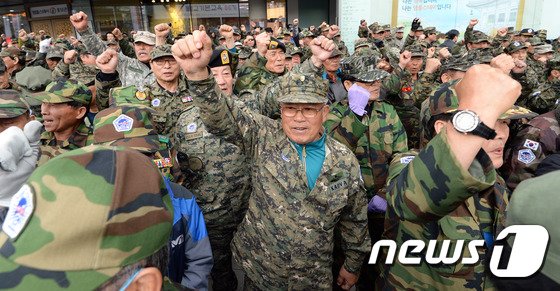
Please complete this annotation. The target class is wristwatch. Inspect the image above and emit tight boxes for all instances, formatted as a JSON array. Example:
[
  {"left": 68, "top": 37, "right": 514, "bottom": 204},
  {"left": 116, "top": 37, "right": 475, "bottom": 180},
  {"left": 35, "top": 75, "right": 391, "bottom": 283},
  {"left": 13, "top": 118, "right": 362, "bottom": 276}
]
[{"left": 452, "top": 110, "right": 497, "bottom": 140}]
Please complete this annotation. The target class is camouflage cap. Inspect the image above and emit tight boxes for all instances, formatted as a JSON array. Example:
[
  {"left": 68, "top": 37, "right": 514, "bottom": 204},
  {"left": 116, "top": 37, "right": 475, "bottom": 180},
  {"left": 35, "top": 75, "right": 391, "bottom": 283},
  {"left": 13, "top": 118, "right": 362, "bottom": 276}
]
[
  {"left": 537, "top": 29, "right": 547, "bottom": 39},
  {"left": 268, "top": 37, "right": 286, "bottom": 53},
  {"left": 150, "top": 44, "right": 173, "bottom": 60},
  {"left": 282, "top": 29, "right": 291, "bottom": 36},
  {"left": 93, "top": 106, "right": 163, "bottom": 153},
  {"left": 505, "top": 41, "right": 527, "bottom": 54},
  {"left": 106, "top": 39, "right": 118, "bottom": 46},
  {"left": 470, "top": 30, "right": 490, "bottom": 43},
  {"left": 74, "top": 44, "right": 90, "bottom": 55},
  {"left": 300, "top": 29, "right": 314, "bottom": 38},
  {"left": 381, "top": 24, "right": 391, "bottom": 31},
  {"left": 0, "top": 90, "right": 29, "bottom": 118},
  {"left": 133, "top": 30, "right": 156, "bottom": 45},
  {"left": 290, "top": 46, "right": 304, "bottom": 56},
  {"left": 548, "top": 54, "right": 560, "bottom": 71},
  {"left": 46, "top": 46, "right": 64, "bottom": 60},
  {"left": 329, "top": 47, "right": 342, "bottom": 58},
  {"left": 527, "top": 36, "right": 543, "bottom": 46},
  {"left": 354, "top": 38, "right": 370, "bottom": 49},
  {"left": 0, "top": 47, "right": 20, "bottom": 58},
  {"left": 233, "top": 27, "right": 242, "bottom": 35},
  {"left": 467, "top": 47, "right": 494, "bottom": 64},
  {"left": 24, "top": 50, "right": 36, "bottom": 62},
  {"left": 370, "top": 24, "right": 384, "bottom": 34},
  {"left": 534, "top": 44, "right": 554, "bottom": 55},
  {"left": 396, "top": 26, "right": 405, "bottom": 33},
  {"left": 32, "top": 78, "right": 92, "bottom": 106},
  {"left": 238, "top": 46, "right": 253, "bottom": 59},
  {"left": 403, "top": 44, "right": 426, "bottom": 57},
  {"left": 109, "top": 86, "right": 152, "bottom": 107},
  {"left": 416, "top": 25, "right": 424, "bottom": 31},
  {"left": 277, "top": 72, "right": 328, "bottom": 103},
  {"left": 0, "top": 145, "right": 172, "bottom": 290},
  {"left": 424, "top": 26, "right": 436, "bottom": 34},
  {"left": 422, "top": 79, "right": 537, "bottom": 131},
  {"left": 341, "top": 54, "right": 389, "bottom": 83},
  {"left": 441, "top": 55, "right": 472, "bottom": 72}
]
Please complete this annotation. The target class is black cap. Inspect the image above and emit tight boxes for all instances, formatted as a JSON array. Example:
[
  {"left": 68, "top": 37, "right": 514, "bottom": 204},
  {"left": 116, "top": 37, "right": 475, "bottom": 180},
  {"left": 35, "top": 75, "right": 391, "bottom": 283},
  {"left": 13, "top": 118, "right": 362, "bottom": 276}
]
[
  {"left": 268, "top": 37, "right": 286, "bottom": 53},
  {"left": 208, "top": 48, "right": 233, "bottom": 68},
  {"left": 446, "top": 29, "right": 459, "bottom": 38}
]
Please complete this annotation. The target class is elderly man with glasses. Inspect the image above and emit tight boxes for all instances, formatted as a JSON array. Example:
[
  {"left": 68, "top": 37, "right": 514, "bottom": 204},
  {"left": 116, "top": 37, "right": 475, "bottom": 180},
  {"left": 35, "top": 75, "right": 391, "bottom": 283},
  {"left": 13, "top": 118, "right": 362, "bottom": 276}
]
[{"left": 172, "top": 30, "right": 370, "bottom": 290}]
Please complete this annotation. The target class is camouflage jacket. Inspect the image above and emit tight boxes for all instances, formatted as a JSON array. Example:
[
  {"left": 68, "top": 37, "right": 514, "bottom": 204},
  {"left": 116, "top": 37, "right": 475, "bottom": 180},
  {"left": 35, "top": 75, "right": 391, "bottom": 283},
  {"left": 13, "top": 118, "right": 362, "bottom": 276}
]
[
  {"left": 301, "top": 46, "right": 312, "bottom": 62},
  {"left": 38, "top": 122, "right": 93, "bottom": 166},
  {"left": 149, "top": 77, "right": 190, "bottom": 136},
  {"left": 379, "top": 128, "right": 509, "bottom": 290},
  {"left": 382, "top": 67, "right": 432, "bottom": 149},
  {"left": 188, "top": 76, "right": 370, "bottom": 289},
  {"left": 324, "top": 100, "right": 408, "bottom": 198},
  {"left": 511, "top": 68, "right": 541, "bottom": 106},
  {"left": 526, "top": 57, "right": 547, "bottom": 84},
  {"left": 79, "top": 26, "right": 155, "bottom": 88},
  {"left": 334, "top": 38, "right": 349, "bottom": 57},
  {"left": 234, "top": 51, "right": 284, "bottom": 94},
  {"left": 174, "top": 100, "right": 252, "bottom": 227},
  {"left": 523, "top": 78, "right": 560, "bottom": 114},
  {"left": 503, "top": 108, "right": 560, "bottom": 189}
]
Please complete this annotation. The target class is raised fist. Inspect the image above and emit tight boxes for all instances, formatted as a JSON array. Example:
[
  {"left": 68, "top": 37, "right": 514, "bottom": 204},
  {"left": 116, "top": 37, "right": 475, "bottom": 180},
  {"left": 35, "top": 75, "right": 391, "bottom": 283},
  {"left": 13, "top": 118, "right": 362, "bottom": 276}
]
[
  {"left": 469, "top": 19, "right": 479, "bottom": 28},
  {"left": 154, "top": 23, "right": 171, "bottom": 39},
  {"left": 112, "top": 27, "right": 124, "bottom": 41},
  {"left": 96, "top": 49, "right": 119, "bottom": 74},
  {"left": 411, "top": 18, "right": 421, "bottom": 32},
  {"left": 69, "top": 11, "right": 89, "bottom": 33},
  {"left": 219, "top": 24, "right": 234, "bottom": 40},
  {"left": 171, "top": 30, "right": 213, "bottom": 78},
  {"left": 64, "top": 50, "right": 78, "bottom": 64}
]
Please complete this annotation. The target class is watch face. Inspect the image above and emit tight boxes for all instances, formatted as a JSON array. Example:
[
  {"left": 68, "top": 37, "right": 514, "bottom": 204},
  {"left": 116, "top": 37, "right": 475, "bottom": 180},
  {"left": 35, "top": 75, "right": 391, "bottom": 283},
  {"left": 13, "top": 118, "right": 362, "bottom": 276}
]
[{"left": 453, "top": 110, "right": 479, "bottom": 133}]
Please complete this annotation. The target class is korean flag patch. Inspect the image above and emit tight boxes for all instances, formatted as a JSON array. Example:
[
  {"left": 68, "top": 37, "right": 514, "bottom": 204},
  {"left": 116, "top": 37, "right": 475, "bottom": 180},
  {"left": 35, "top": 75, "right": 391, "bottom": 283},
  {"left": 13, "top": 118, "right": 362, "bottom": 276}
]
[
  {"left": 518, "top": 149, "right": 536, "bottom": 165},
  {"left": 523, "top": 139, "right": 539, "bottom": 151},
  {"left": 3, "top": 184, "right": 34, "bottom": 240}
]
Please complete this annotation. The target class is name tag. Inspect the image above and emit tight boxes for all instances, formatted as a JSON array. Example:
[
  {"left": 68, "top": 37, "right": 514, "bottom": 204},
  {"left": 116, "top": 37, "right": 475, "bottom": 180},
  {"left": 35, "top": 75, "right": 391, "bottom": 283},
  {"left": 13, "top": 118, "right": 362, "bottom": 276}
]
[
  {"left": 329, "top": 179, "right": 348, "bottom": 193},
  {"left": 185, "top": 131, "right": 203, "bottom": 140}
]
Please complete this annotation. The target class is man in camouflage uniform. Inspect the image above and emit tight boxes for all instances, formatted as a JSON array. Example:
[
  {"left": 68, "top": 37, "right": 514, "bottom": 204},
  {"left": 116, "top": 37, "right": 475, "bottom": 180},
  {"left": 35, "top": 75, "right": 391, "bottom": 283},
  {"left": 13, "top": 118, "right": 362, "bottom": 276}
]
[
  {"left": 69, "top": 11, "right": 155, "bottom": 88},
  {"left": 299, "top": 29, "right": 315, "bottom": 61},
  {"left": 505, "top": 41, "right": 541, "bottom": 104},
  {"left": 0, "top": 146, "right": 177, "bottom": 290},
  {"left": 33, "top": 78, "right": 93, "bottom": 165},
  {"left": 174, "top": 31, "right": 369, "bottom": 290},
  {"left": 503, "top": 106, "right": 560, "bottom": 189},
  {"left": 383, "top": 44, "right": 441, "bottom": 149},
  {"left": 0, "top": 47, "right": 24, "bottom": 82},
  {"left": 324, "top": 54, "right": 407, "bottom": 289},
  {"left": 529, "top": 44, "right": 555, "bottom": 84},
  {"left": 234, "top": 34, "right": 286, "bottom": 94},
  {"left": 522, "top": 54, "right": 560, "bottom": 114},
  {"left": 378, "top": 64, "right": 533, "bottom": 290}
]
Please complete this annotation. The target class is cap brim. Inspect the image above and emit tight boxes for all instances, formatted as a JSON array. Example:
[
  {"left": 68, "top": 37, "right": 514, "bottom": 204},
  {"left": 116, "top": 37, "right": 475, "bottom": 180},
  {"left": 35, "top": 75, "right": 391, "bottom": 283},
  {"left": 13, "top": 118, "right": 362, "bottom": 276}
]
[
  {"left": 353, "top": 70, "right": 390, "bottom": 83},
  {"left": 499, "top": 105, "right": 537, "bottom": 120},
  {"left": 133, "top": 39, "right": 155, "bottom": 46},
  {"left": 105, "top": 135, "right": 162, "bottom": 153},
  {"left": 277, "top": 94, "right": 327, "bottom": 104},
  {"left": 0, "top": 108, "right": 27, "bottom": 118},
  {"left": 31, "top": 92, "right": 71, "bottom": 104}
]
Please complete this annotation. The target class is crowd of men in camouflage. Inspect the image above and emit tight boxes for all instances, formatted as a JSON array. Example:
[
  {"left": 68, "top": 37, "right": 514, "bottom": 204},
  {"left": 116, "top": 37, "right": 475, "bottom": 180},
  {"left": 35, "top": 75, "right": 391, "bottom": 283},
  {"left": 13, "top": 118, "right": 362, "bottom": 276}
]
[{"left": 0, "top": 7, "right": 559, "bottom": 291}]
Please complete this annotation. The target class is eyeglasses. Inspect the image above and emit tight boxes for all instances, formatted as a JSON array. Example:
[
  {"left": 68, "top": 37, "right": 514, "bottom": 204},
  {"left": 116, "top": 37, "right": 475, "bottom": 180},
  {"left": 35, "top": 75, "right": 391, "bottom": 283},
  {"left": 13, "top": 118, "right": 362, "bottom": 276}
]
[
  {"left": 281, "top": 105, "right": 325, "bottom": 118},
  {"left": 153, "top": 58, "right": 177, "bottom": 66}
]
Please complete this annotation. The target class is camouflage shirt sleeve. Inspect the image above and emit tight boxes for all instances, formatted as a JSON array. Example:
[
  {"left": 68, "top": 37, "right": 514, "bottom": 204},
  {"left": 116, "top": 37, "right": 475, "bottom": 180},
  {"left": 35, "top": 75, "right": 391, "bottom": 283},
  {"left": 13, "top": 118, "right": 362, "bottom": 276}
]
[
  {"left": 382, "top": 66, "right": 408, "bottom": 97},
  {"left": 464, "top": 26, "right": 474, "bottom": 45},
  {"left": 404, "top": 34, "right": 415, "bottom": 48},
  {"left": 386, "top": 128, "right": 496, "bottom": 222},
  {"left": 95, "top": 72, "right": 121, "bottom": 110},
  {"left": 118, "top": 39, "right": 136, "bottom": 59},
  {"left": 52, "top": 61, "right": 70, "bottom": 80},
  {"left": 189, "top": 74, "right": 274, "bottom": 157},
  {"left": 79, "top": 26, "right": 107, "bottom": 57},
  {"left": 410, "top": 72, "right": 437, "bottom": 108}
]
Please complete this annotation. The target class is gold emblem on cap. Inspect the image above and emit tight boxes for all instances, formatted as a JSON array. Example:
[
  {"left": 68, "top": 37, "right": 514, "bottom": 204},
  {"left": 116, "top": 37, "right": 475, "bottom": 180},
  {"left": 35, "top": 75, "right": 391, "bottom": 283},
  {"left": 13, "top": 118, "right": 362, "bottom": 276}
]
[
  {"left": 270, "top": 40, "right": 278, "bottom": 48},
  {"left": 220, "top": 50, "right": 230, "bottom": 65},
  {"left": 136, "top": 91, "right": 147, "bottom": 100}
]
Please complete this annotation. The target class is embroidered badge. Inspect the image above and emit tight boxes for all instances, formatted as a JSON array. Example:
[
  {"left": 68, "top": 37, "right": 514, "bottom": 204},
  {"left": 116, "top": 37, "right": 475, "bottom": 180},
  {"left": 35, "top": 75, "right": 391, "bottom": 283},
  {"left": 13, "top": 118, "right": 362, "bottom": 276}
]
[
  {"left": 523, "top": 139, "right": 539, "bottom": 151},
  {"left": 187, "top": 123, "right": 197, "bottom": 133},
  {"left": 518, "top": 149, "right": 536, "bottom": 164},
  {"left": 151, "top": 98, "right": 161, "bottom": 107},
  {"left": 220, "top": 50, "right": 230, "bottom": 64},
  {"left": 181, "top": 96, "right": 193, "bottom": 103},
  {"left": 400, "top": 156, "right": 415, "bottom": 164},
  {"left": 3, "top": 184, "right": 34, "bottom": 240},
  {"left": 113, "top": 114, "right": 134, "bottom": 132}
]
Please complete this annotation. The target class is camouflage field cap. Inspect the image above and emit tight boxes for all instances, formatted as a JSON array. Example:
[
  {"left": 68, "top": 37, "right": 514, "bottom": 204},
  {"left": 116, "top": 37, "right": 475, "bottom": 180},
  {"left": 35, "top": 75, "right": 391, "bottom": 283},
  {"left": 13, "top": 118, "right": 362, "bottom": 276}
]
[
  {"left": 0, "top": 47, "right": 21, "bottom": 58},
  {"left": 33, "top": 78, "right": 92, "bottom": 106},
  {"left": 0, "top": 90, "right": 29, "bottom": 118},
  {"left": 109, "top": 86, "right": 152, "bottom": 107},
  {"left": 370, "top": 24, "right": 384, "bottom": 34},
  {"left": 341, "top": 54, "right": 389, "bottom": 83},
  {"left": 300, "top": 29, "right": 314, "bottom": 38},
  {"left": 527, "top": 36, "right": 543, "bottom": 46},
  {"left": 282, "top": 29, "right": 291, "bottom": 36},
  {"left": 0, "top": 146, "right": 172, "bottom": 290},
  {"left": 46, "top": 46, "right": 64, "bottom": 60},
  {"left": 421, "top": 79, "right": 537, "bottom": 130},
  {"left": 106, "top": 39, "right": 118, "bottom": 46},
  {"left": 470, "top": 31, "right": 490, "bottom": 43},
  {"left": 329, "top": 47, "right": 342, "bottom": 58},
  {"left": 441, "top": 54, "right": 473, "bottom": 72},
  {"left": 93, "top": 106, "right": 163, "bottom": 153},
  {"left": 505, "top": 41, "right": 527, "bottom": 54},
  {"left": 534, "top": 44, "right": 554, "bottom": 55},
  {"left": 354, "top": 38, "right": 371, "bottom": 49},
  {"left": 233, "top": 27, "right": 242, "bottom": 36},
  {"left": 381, "top": 24, "right": 391, "bottom": 31},
  {"left": 537, "top": 29, "right": 547, "bottom": 39},
  {"left": 290, "top": 46, "right": 303, "bottom": 57},
  {"left": 133, "top": 30, "right": 156, "bottom": 45},
  {"left": 424, "top": 26, "right": 436, "bottom": 34},
  {"left": 396, "top": 26, "right": 405, "bottom": 33},
  {"left": 403, "top": 44, "right": 426, "bottom": 57},
  {"left": 467, "top": 47, "right": 494, "bottom": 64},
  {"left": 238, "top": 46, "right": 253, "bottom": 59},
  {"left": 277, "top": 72, "right": 328, "bottom": 103},
  {"left": 268, "top": 37, "right": 286, "bottom": 53},
  {"left": 150, "top": 44, "right": 173, "bottom": 60}
]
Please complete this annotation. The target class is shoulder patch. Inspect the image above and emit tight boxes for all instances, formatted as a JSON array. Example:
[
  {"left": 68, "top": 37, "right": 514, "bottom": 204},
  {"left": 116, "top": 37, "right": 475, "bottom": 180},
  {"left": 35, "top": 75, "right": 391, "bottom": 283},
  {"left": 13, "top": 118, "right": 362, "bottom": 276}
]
[
  {"left": 518, "top": 149, "right": 536, "bottom": 165},
  {"left": 400, "top": 156, "right": 416, "bottom": 164},
  {"left": 3, "top": 184, "right": 35, "bottom": 240},
  {"left": 113, "top": 114, "right": 134, "bottom": 132},
  {"left": 523, "top": 139, "right": 539, "bottom": 151}
]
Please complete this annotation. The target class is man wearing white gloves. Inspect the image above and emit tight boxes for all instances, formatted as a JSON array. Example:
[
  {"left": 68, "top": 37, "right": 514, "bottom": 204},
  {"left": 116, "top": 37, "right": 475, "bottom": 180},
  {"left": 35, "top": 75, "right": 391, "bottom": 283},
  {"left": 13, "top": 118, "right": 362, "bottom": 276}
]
[{"left": 0, "top": 90, "right": 41, "bottom": 225}]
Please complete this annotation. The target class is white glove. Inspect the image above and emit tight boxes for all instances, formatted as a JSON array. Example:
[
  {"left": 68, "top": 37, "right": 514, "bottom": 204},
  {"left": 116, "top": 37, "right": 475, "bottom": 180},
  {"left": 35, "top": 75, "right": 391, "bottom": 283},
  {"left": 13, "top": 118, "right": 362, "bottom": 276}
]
[
  {"left": 0, "top": 121, "right": 42, "bottom": 207},
  {"left": 39, "top": 38, "right": 52, "bottom": 54}
]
